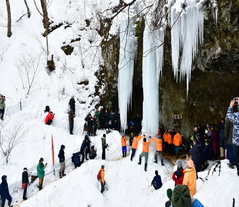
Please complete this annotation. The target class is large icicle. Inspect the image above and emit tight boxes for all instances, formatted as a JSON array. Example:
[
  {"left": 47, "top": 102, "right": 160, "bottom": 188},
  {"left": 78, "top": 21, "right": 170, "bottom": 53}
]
[
  {"left": 118, "top": 19, "right": 137, "bottom": 132},
  {"left": 170, "top": 0, "right": 205, "bottom": 95},
  {"left": 142, "top": 25, "right": 165, "bottom": 135}
]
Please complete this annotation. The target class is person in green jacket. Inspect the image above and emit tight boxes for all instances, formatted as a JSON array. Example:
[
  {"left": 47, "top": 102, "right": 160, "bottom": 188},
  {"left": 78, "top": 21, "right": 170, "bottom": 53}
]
[{"left": 37, "top": 157, "right": 47, "bottom": 190}]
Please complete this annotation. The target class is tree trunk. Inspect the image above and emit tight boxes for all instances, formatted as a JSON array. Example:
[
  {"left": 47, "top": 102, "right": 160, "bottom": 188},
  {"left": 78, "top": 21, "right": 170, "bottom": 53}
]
[
  {"left": 5, "top": 0, "right": 12, "bottom": 37},
  {"left": 24, "top": 0, "right": 31, "bottom": 18}
]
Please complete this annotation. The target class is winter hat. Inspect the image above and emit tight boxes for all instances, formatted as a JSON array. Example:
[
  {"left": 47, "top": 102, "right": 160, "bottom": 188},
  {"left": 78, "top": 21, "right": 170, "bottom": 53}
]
[
  {"left": 61, "top": 145, "right": 65, "bottom": 149},
  {"left": 172, "top": 185, "right": 191, "bottom": 207},
  {"left": 187, "top": 159, "right": 194, "bottom": 168},
  {"left": 176, "top": 160, "right": 183, "bottom": 169},
  {"left": 101, "top": 165, "right": 104, "bottom": 169},
  {"left": 167, "top": 188, "right": 173, "bottom": 199},
  {"left": 39, "top": 157, "right": 44, "bottom": 162},
  {"left": 23, "top": 167, "right": 28, "bottom": 171}
]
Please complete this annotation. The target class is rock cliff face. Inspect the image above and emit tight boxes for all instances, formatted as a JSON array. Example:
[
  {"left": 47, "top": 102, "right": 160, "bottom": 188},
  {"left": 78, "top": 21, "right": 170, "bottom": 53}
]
[{"left": 98, "top": 0, "right": 239, "bottom": 139}]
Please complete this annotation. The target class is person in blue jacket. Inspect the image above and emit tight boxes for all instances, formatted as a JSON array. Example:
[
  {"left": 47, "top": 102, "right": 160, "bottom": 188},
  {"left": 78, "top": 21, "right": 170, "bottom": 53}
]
[
  {"left": 151, "top": 170, "right": 163, "bottom": 190},
  {"left": 0, "top": 175, "right": 12, "bottom": 207}
]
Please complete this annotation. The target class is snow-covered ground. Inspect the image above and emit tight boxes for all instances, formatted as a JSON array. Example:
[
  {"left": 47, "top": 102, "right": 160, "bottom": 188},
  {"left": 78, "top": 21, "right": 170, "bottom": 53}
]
[{"left": 0, "top": 0, "right": 238, "bottom": 206}]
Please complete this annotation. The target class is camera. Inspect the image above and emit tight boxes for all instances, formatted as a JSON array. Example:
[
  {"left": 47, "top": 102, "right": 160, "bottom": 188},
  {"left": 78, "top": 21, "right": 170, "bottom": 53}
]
[{"left": 233, "top": 97, "right": 238, "bottom": 105}]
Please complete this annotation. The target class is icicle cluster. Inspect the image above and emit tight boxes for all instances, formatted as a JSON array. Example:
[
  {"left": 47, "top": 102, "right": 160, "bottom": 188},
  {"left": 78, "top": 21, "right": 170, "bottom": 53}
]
[
  {"left": 170, "top": 0, "right": 205, "bottom": 95},
  {"left": 118, "top": 19, "right": 137, "bottom": 132}
]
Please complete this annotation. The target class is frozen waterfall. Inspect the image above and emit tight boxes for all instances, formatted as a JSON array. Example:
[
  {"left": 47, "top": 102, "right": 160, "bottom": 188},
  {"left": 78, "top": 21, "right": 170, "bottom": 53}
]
[
  {"left": 118, "top": 20, "right": 137, "bottom": 132},
  {"left": 142, "top": 25, "right": 165, "bottom": 135}
]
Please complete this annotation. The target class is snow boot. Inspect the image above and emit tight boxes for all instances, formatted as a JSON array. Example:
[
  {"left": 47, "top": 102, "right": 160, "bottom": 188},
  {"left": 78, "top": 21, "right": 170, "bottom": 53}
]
[
  {"left": 161, "top": 159, "right": 164, "bottom": 166},
  {"left": 39, "top": 184, "right": 42, "bottom": 191},
  {"left": 62, "top": 170, "right": 66, "bottom": 177},
  {"left": 138, "top": 157, "right": 142, "bottom": 165},
  {"left": 59, "top": 171, "right": 62, "bottom": 178},
  {"left": 124, "top": 152, "right": 127, "bottom": 157},
  {"left": 144, "top": 163, "right": 147, "bottom": 172},
  {"left": 154, "top": 157, "right": 158, "bottom": 163}
]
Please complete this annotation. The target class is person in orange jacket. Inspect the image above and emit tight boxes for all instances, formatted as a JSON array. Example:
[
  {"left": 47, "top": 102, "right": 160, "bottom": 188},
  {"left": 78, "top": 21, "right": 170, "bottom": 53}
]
[
  {"left": 164, "top": 129, "right": 173, "bottom": 155},
  {"left": 121, "top": 133, "right": 128, "bottom": 157},
  {"left": 151, "top": 135, "right": 164, "bottom": 166},
  {"left": 183, "top": 157, "right": 197, "bottom": 196},
  {"left": 173, "top": 132, "right": 182, "bottom": 158},
  {"left": 130, "top": 133, "right": 142, "bottom": 161},
  {"left": 138, "top": 136, "right": 151, "bottom": 171},
  {"left": 45, "top": 111, "right": 55, "bottom": 125}
]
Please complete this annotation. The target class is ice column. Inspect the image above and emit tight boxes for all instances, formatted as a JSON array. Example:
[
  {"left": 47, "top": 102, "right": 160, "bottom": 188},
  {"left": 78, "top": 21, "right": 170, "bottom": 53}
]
[
  {"left": 142, "top": 25, "right": 165, "bottom": 135},
  {"left": 118, "top": 20, "right": 137, "bottom": 132}
]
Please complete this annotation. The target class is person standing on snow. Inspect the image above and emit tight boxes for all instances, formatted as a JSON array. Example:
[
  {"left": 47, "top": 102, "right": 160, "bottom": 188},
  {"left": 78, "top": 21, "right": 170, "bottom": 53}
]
[
  {"left": 151, "top": 135, "right": 164, "bottom": 166},
  {"left": 0, "top": 175, "right": 12, "bottom": 207},
  {"left": 183, "top": 157, "right": 197, "bottom": 196},
  {"left": 69, "top": 109, "right": 75, "bottom": 135},
  {"left": 37, "top": 157, "right": 47, "bottom": 190},
  {"left": 173, "top": 131, "right": 182, "bottom": 158},
  {"left": 97, "top": 165, "right": 106, "bottom": 193},
  {"left": 227, "top": 97, "right": 239, "bottom": 176},
  {"left": 69, "top": 96, "right": 75, "bottom": 114},
  {"left": 0, "top": 94, "right": 6, "bottom": 121},
  {"left": 130, "top": 133, "right": 142, "bottom": 161},
  {"left": 151, "top": 170, "right": 163, "bottom": 190},
  {"left": 22, "top": 167, "right": 29, "bottom": 200},
  {"left": 101, "top": 134, "right": 108, "bottom": 160},
  {"left": 172, "top": 160, "right": 184, "bottom": 186},
  {"left": 121, "top": 133, "right": 128, "bottom": 157},
  {"left": 58, "top": 145, "right": 66, "bottom": 178},
  {"left": 138, "top": 136, "right": 151, "bottom": 171}
]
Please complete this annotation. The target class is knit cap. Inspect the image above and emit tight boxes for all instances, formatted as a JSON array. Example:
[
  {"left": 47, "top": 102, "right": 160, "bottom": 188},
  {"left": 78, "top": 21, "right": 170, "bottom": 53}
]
[
  {"left": 167, "top": 188, "right": 173, "bottom": 199},
  {"left": 172, "top": 185, "right": 191, "bottom": 207},
  {"left": 176, "top": 160, "right": 183, "bottom": 169}
]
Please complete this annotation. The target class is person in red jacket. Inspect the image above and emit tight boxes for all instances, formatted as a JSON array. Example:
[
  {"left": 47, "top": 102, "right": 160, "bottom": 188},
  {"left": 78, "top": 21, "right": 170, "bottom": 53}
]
[
  {"left": 45, "top": 111, "right": 55, "bottom": 125},
  {"left": 172, "top": 160, "right": 184, "bottom": 186}
]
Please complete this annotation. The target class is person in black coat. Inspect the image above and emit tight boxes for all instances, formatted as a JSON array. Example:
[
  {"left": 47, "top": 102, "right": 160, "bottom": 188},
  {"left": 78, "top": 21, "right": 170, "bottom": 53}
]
[
  {"left": 69, "top": 110, "right": 75, "bottom": 135},
  {"left": 58, "top": 145, "right": 66, "bottom": 178},
  {"left": 151, "top": 170, "right": 163, "bottom": 190},
  {"left": 69, "top": 96, "right": 75, "bottom": 114},
  {"left": 80, "top": 135, "right": 91, "bottom": 161},
  {"left": 22, "top": 168, "right": 29, "bottom": 200},
  {"left": 189, "top": 139, "right": 202, "bottom": 173},
  {"left": 0, "top": 175, "right": 12, "bottom": 207}
]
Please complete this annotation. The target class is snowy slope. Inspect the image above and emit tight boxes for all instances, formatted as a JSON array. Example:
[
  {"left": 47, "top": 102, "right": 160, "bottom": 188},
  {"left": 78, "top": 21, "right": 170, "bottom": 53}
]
[{"left": 0, "top": 0, "right": 238, "bottom": 207}]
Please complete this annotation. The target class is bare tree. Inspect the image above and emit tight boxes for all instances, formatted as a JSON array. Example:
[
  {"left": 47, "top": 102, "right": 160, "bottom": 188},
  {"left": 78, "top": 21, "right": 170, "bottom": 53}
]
[
  {"left": 0, "top": 122, "right": 26, "bottom": 164},
  {"left": 16, "top": 52, "right": 42, "bottom": 97},
  {"left": 5, "top": 0, "right": 12, "bottom": 37}
]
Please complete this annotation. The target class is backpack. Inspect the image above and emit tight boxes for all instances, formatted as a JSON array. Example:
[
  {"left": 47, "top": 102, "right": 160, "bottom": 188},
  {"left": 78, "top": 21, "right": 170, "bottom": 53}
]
[{"left": 97, "top": 169, "right": 102, "bottom": 180}]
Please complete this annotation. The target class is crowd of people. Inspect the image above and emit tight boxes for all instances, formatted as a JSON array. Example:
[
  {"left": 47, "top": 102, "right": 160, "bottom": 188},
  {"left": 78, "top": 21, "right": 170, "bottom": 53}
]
[{"left": 2, "top": 96, "right": 239, "bottom": 206}]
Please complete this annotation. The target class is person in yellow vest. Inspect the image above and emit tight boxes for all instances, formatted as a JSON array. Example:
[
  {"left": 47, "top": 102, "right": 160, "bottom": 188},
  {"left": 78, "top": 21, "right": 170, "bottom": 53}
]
[
  {"left": 151, "top": 135, "right": 164, "bottom": 166},
  {"left": 130, "top": 133, "right": 142, "bottom": 161},
  {"left": 121, "top": 133, "right": 128, "bottom": 157},
  {"left": 173, "top": 132, "right": 183, "bottom": 158},
  {"left": 138, "top": 136, "right": 151, "bottom": 171}
]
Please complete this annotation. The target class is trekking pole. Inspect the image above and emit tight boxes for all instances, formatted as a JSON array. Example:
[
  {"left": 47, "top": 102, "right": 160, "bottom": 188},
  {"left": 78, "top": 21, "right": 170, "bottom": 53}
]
[{"left": 232, "top": 198, "right": 235, "bottom": 207}]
